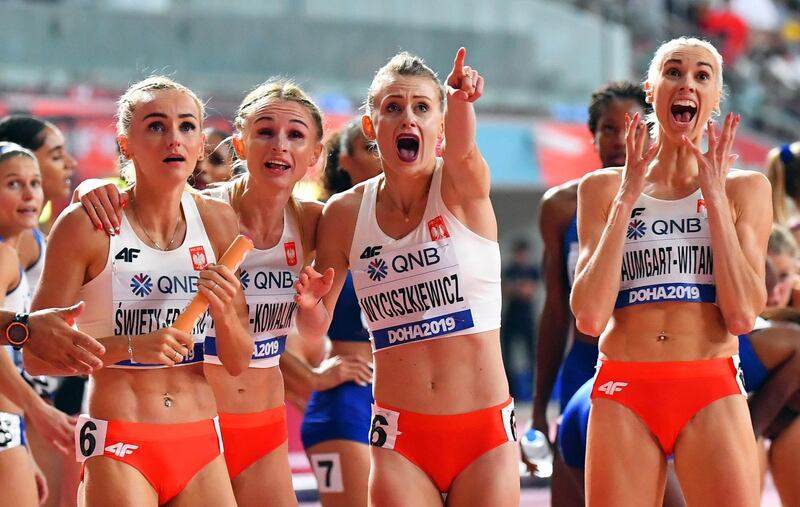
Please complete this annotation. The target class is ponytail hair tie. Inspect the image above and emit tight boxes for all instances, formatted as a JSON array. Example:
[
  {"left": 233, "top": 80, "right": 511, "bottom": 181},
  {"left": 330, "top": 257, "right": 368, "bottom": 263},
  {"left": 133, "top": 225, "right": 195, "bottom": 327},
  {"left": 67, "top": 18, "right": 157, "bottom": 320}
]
[{"left": 780, "top": 144, "right": 794, "bottom": 164}]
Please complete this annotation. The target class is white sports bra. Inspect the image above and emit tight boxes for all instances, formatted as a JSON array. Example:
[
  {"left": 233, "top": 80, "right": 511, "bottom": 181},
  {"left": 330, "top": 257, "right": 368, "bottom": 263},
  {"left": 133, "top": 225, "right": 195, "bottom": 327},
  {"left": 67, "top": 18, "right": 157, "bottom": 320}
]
[
  {"left": 617, "top": 188, "right": 715, "bottom": 308},
  {"left": 204, "top": 184, "right": 303, "bottom": 369},
  {"left": 349, "top": 160, "right": 501, "bottom": 351},
  {"left": 76, "top": 193, "right": 217, "bottom": 368}
]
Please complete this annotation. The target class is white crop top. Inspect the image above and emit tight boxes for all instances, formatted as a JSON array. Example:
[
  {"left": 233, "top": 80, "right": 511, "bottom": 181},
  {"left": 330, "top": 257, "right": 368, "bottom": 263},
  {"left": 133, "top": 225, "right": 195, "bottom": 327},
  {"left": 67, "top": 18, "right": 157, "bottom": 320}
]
[
  {"left": 76, "top": 193, "right": 217, "bottom": 369},
  {"left": 204, "top": 185, "right": 303, "bottom": 369},
  {"left": 617, "top": 188, "right": 715, "bottom": 308},
  {"left": 349, "top": 159, "right": 501, "bottom": 352}
]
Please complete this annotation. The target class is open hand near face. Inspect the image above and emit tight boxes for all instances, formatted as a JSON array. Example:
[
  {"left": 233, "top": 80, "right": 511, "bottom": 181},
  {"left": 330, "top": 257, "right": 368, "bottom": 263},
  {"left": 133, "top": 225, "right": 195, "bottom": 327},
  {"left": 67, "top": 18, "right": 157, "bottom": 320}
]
[
  {"left": 682, "top": 112, "right": 741, "bottom": 197},
  {"left": 446, "top": 47, "right": 484, "bottom": 103},
  {"left": 619, "top": 112, "right": 659, "bottom": 203}
]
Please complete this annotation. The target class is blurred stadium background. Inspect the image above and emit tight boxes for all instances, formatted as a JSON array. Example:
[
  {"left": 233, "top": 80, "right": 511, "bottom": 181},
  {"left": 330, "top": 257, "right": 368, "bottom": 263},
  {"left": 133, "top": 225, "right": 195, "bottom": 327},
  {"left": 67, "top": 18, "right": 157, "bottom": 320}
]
[{"left": 2, "top": 0, "right": 790, "bottom": 504}]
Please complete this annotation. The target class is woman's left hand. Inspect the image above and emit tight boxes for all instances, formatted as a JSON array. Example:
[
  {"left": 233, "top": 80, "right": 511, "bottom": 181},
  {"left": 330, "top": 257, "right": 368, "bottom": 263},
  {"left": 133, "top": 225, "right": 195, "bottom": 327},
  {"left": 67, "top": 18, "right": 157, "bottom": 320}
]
[
  {"left": 198, "top": 264, "right": 241, "bottom": 323},
  {"left": 682, "top": 112, "right": 741, "bottom": 197},
  {"left": 294, "top": 266, "right": 334, "bottom": 310},
  {"left": 446, "top": 47, "right": 484, "bottom": 103}
]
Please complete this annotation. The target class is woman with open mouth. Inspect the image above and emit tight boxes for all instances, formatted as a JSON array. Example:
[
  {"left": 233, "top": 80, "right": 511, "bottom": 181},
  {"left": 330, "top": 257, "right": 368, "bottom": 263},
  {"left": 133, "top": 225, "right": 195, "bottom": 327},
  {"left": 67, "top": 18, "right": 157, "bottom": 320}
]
[
  {"left": 571, "top": 37, "right": 770, "bottom": 506},
  {"left": 296, "top": 47, "right": 516, "bottom": 506}
]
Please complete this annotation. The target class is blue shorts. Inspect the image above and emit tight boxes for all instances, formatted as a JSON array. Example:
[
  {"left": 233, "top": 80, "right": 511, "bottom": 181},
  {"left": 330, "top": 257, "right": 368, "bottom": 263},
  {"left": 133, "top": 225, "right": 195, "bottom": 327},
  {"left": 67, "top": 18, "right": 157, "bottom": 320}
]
[
  {"left": 300, "top": 382, "right": 373, "bottom": 449},
  {"left": 558, "top": 378, "right": 592, "bottom": 469},
  {"left": 557, "top": 340, "right": 599, "bottom": 412},
  {"left": 738, "top": 334, "right": 768, "bottom": 393}
]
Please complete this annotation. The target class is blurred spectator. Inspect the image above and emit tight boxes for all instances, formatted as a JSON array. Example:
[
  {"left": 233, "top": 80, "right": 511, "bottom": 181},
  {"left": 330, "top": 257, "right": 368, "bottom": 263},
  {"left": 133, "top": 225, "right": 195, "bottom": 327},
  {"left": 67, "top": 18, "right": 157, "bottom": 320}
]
[
  {"left": 730, "top": 0, "right": 781, "bottom": 33},
  {"left": 189, "top": 127, "right": 236, "bottom": 190},
  {"left": 501, "top": 238, "right": 539, "bottom": 399},
  {"left": 697, "top": 0, "right": 749, "bottom": 66}
]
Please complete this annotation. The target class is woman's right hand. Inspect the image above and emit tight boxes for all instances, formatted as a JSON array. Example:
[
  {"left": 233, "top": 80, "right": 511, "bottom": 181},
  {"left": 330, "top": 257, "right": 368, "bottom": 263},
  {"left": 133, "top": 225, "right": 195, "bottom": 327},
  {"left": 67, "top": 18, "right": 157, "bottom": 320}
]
[
  {"left": 25, "top": 399, "right": 77, "bottom": 455},
  {"left": 130, "top": 327, "right": 196, "bottom": 366},
  {"left": 619, "top": 112, "right": 658, "bottom": 204},
  {"left": 76, "top": 180, "right": 127, "bottom": 235},
  {"left": 312, "top": 354, "right": 373, "bottom": 391}
]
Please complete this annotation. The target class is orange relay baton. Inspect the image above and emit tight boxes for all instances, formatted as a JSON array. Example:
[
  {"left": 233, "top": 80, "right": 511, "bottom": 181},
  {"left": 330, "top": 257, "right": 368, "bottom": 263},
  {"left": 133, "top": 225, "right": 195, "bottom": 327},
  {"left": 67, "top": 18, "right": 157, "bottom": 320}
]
[{"left": 172, "top": 234, "right": 254, "bottom": 333}]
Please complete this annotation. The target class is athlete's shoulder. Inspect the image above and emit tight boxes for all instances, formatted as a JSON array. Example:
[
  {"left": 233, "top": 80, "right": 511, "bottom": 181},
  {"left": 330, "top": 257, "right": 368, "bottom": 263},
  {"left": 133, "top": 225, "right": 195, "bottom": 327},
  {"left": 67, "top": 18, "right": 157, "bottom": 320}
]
[
  {"left": 726, "top": 168, "right": 770, "bottom": 191},
  {"left": 296, "top": 198, "right": 323, "bottom": 219},
  {"left": 323, "top": 179, "right": 367, "bottom": 219},
  {"left": 541, "top": 178, "right": 580, "bottom": 204},
  {"left": 578, "top": 167, "right": 622, "bottom": 196},
  {"left": 192, "top": 191, "right": 238, "bottom": 228},
  {"left": 51, "top": 202, "right": 103, "bottom": 237}
]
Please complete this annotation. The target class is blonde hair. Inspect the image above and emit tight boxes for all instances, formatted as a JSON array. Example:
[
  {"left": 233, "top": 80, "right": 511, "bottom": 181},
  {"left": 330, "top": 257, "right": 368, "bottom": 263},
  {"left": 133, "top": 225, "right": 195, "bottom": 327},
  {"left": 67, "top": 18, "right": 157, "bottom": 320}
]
[
  {"left": 230, "top": 79, "right": 325, "bottom": 259},
  {"left": 644, "top": 37, "right": 724, "bottom": 138},
  {"left": 116, "top": 76, "right": 205, "bottom": 184},
  {"left": 767, "top": 141, "right": 800, "bottom": 225},
  {"left": 364, "top": 52, "right": 444, "bottom": 117},
  {"left": 768, "top": 224, "right": 798, "bottom": 257}
]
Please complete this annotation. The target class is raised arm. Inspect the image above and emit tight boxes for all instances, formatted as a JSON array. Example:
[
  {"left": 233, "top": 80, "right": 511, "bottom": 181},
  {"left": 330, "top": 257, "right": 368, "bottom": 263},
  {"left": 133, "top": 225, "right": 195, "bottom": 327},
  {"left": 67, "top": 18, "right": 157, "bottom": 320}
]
[
  {"left": 571, "top": 114, "right": 657, "bottom": 336},
  {"left": 441, "top": 47, "right": 488, "bottom": 198},
  {"left": 683, "top": 114, "right": 770, "bottom": 334}
]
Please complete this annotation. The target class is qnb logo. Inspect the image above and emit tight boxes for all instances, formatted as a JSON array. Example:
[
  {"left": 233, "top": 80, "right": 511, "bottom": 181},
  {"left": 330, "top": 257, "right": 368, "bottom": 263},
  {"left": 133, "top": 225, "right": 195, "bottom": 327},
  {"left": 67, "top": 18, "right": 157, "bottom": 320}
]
[
  {"left": 239, "top": 270, "right": 251, "bottom": 290},
  {"left": 130, "top": 273, "right": 153, "bottom": 297},
  {"left": 598, "top": 381, "right": 628, "bottom": 395},
  {"left": 367, "top": 258, "right": 388, "bottom": 282},
  {"left": 627, "top": 219, "right": 647, "bottom": 240},
  {"left": 104, "top": 442, "right": 139, "bottom": 457}
]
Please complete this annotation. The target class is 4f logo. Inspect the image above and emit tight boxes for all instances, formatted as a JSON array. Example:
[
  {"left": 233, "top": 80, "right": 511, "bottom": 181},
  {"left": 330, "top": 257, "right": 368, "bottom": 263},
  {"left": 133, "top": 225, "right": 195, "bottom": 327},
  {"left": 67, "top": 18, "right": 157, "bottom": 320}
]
[
  {"left": 627, "top": 219, "right": 647, "bottom": 240},
  {"left": 360, "top": 245, "right": 383, "bottom": 259},
  {"left": 130, "top": 273, "right": 153, "bottom": 297},
  {"left": 114, "top": 248, "right": 140, "bottom": 263},
  {"left": 105, "top": 442, "right": 138, "bottom": 457},
  {"left": 630, "top": 208, "right": 645, "bottom": 218},
  {"left": 598, "top": 381, "right": 628, "bottom": 395}
]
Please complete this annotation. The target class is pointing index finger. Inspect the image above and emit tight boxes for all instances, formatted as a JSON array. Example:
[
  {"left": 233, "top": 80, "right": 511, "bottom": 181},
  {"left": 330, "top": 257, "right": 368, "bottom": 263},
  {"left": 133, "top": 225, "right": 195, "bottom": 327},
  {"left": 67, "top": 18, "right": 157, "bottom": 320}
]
[{"left": 453, "top": 47, "right": 466, "bottom": 75}]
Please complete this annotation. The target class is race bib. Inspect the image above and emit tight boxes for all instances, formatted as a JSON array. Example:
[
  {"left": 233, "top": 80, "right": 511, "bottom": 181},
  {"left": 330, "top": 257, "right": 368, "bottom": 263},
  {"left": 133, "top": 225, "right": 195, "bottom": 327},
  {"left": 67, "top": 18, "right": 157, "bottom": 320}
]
[
  {"left": 353, "top": 239, "right": 474, "bottom": 350},
  {"left": 310, "top": 452, "right": 344, "bottom": 493},
  {"left": 75, "top": 415, "right": 109, "bottom": 462},
  {"left": 501, "top": 400, "right": 517, "bottom": 442},
  {"left": 0, "top": 412, "right": 23, "bottom": 450},
  {"left": 370, "top": 406, "right": 401, "bottom": 450},
  {"left": 617, "top": 214, "right": 714, "bottom": 307}
]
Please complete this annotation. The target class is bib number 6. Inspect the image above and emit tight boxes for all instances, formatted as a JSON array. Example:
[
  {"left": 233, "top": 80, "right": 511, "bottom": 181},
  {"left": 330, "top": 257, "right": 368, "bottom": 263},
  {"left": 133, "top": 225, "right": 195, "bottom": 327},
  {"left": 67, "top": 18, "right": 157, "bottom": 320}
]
[
  {"left": 79, "top": 420, "right": 97, "bottom": 457},
  {"left": 74, "top": 416, "right": 107, "bottom": 462},
  {"left": 370, "top": 414, "right": 388, "bottom": 448}
]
